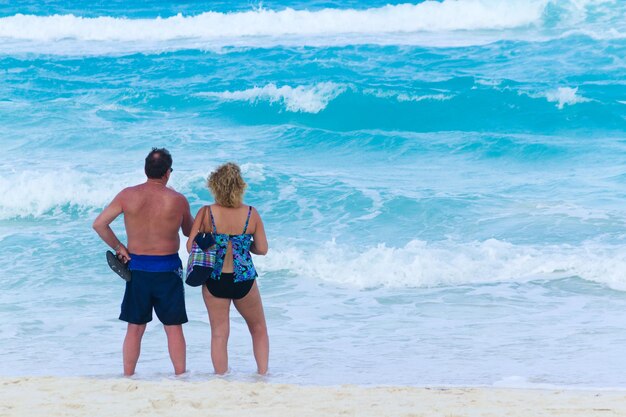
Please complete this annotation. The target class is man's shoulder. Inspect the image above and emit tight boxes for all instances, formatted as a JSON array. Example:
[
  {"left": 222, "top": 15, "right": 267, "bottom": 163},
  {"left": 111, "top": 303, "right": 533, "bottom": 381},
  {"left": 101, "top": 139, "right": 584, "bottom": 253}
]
[
  {"left": 118, "top": 184, "right": 144, "bottom": 196},
  {"left": 164, "top": 187, "right": 186, "bottom": 199},
  {"left": 116, "top": 185, "right": 139, "bottom": 198},
  {"left": 120, "top": 183, "right": 188, "bottom": 204},
  {"left": 162, "top": 188, "right": 189, "bottom": 208}
]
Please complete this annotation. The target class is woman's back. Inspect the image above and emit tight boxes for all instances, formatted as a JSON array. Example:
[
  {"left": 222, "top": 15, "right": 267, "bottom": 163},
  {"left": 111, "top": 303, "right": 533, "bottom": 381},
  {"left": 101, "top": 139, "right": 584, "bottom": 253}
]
[
  {"left": 208, "top": 204, "right": 256, "bottom": 276},
  {"left": 209, "top": 204, "right": 256, "bottom": 236}
]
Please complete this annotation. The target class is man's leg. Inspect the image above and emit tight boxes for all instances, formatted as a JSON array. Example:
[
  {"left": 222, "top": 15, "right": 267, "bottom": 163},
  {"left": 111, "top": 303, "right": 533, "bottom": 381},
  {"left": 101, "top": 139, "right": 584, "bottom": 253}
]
[
  {"left": 164, "top": 324, "right": 186, "bottom": 375},
  {"left": 123, "top": 323, "right": 146, "bottom": 376},
  {"left": 152, "top": 269, "right": 189, "bottom": 375}
]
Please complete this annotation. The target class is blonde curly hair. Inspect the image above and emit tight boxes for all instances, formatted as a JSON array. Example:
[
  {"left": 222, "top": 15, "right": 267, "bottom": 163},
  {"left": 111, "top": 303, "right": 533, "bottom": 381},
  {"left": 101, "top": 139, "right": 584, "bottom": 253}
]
[{"left": 208, "top": 162, "right": 247, "bottom": 207}]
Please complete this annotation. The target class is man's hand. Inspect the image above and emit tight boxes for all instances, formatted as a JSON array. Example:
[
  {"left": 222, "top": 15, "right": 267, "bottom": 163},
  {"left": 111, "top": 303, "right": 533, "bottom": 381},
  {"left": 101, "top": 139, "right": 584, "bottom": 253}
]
[{"left": 116, "top": 244, "right": 131, "bottom": 264}]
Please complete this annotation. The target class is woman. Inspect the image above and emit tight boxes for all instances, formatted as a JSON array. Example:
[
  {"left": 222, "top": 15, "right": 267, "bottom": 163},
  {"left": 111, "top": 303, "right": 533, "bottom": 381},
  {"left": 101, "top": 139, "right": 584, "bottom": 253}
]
[{"left": 187, "top": 162, "right": 269, "bottom": 375}]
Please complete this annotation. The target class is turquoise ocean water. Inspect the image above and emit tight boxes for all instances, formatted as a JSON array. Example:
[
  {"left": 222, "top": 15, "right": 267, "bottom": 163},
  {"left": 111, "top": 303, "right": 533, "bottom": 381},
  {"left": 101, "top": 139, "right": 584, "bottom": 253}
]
[{"left": 1, "top": 0, "right": 626, "bottom": 387}]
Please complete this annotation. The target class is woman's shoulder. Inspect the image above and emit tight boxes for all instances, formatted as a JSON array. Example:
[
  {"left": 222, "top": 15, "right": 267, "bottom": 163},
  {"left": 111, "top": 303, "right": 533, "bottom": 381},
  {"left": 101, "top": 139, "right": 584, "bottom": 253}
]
[
  {"left": 244, "top": 204, "right": 258, "bottom": 216},
  {"left": 248, "top": 205, "right": 263, "bottom": 225}
]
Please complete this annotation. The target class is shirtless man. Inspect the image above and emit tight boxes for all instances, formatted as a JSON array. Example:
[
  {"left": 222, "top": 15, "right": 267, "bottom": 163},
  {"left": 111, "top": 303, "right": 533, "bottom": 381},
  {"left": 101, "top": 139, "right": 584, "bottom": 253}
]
[{"left": 93, "top": 148, "right": 193, "bottom": 376}]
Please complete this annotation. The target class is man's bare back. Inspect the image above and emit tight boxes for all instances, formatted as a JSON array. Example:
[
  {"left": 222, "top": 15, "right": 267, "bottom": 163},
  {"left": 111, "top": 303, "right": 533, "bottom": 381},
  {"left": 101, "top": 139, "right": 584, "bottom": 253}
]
[
  {"left": 93, "top": 180, "right": 192, "bottom": 260},
  {"left": 121, "top": 182, "right": 192, "bottom": 255}
]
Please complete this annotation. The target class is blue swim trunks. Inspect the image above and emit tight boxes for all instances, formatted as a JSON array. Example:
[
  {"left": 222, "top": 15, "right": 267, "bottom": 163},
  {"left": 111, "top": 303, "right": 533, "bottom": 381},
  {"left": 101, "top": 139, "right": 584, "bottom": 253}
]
[{"left": 119, "top": 253, "right": 188, "bottom": 325}]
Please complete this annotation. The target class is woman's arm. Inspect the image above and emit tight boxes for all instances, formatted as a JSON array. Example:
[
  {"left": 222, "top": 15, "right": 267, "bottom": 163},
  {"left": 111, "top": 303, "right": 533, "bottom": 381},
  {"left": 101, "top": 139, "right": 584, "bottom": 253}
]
[
  {"left": 250, "top": 208, "right": 268, "bottom": 255},
  {"left": 186, "top": 206, "right": 208, "bottom": 253}
]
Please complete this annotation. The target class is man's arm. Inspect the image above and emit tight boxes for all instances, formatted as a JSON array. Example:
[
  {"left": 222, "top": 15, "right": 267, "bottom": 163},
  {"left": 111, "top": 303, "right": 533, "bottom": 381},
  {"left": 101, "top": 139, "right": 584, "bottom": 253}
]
[
  {"left": 180, "top": 196, "right": 193, "bottom": 237},
  {"left": 92, "top": 191, "right": 131, "bottom": 262}
]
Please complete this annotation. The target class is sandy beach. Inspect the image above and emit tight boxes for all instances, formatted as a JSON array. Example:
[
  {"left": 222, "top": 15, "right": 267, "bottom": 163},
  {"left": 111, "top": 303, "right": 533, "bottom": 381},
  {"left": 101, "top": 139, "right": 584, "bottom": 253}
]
[{"left": 1, "top": 377, "right": 625, "bottom": 417}]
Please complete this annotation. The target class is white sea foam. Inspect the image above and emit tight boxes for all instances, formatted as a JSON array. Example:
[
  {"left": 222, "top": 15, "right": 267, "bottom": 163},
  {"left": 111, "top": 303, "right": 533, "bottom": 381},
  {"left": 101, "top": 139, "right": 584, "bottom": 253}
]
[
  {"left": 240, "top": 163, "right": 267, "bottom": 182},
  {"left": 534, "top": 202, "right": 610, "bottom": 220},
  {"left": 198, "top": 83, "right": 347, "bottom": 113},
  {"left": 494, "top": 376, "right": 626, "bottom": 391},
  {"left": 0, "top": 0, "right": 622, "bottom": 54},
  {"left": 0, "top": 1, "right": 554, "bottom": 54},
  {"left": 0, "top": 170, "right": 115, "bottom": 219},
  {"left": 544, "top": 87, "right": 591, "bottom": 109},
  {"left": 493, "top": 376, "right": 568, "bottom": 390},
  {"left": 257, "top": 238, "right": 626, "bottom": 291},
  {"left": 0, "top": 165, "right": 267, "bottom": 220},
  {"left": 0, "top": 169, "right": 147, "bottom": 219},
  {"left": 0, "top": 2, "right": 546, "bottom": 42},
  {"left": 366, "top": 88, "right": 455, "bottom": 102},
  {"left": 395, "top": 93, "right": 454, "bottom": 102},
  {"left": 277, "top": 184, "right": 297, "bottom": 201}
]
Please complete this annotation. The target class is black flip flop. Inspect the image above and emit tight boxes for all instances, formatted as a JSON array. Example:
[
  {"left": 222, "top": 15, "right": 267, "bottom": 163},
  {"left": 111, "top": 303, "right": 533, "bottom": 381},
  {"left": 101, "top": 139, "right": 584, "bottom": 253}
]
[{"left": 106, "top": 250, "right": 132, "bottom": 282}]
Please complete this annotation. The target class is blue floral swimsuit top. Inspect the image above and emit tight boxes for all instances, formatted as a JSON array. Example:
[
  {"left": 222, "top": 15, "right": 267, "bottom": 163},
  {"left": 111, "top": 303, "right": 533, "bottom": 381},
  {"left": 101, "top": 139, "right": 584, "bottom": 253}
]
[{"left": 209, "top": 205, "right": 258, "bottom": 283}]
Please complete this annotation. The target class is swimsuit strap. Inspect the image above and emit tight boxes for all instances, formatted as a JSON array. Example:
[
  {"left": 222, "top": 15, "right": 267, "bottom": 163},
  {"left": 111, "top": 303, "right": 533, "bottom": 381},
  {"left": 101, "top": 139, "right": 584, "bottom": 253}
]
[
  {"left": 242, "top": 206, "right": 252, "bottom": 234},
  {"left": 208, "top": 206, "right": 217, "bottom": 233}
]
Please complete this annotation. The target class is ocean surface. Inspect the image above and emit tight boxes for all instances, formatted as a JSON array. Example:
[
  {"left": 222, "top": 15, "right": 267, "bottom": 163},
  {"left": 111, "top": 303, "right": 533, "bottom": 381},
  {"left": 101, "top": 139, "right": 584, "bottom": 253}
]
[{"left": 1, "top": 0, "right": 626, "bottom": 388}]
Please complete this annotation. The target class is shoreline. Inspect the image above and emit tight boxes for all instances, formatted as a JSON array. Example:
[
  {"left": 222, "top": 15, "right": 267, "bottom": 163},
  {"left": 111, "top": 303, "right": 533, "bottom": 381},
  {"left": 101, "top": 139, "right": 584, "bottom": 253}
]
[{"left": 2, "top": 376, "right": 625, "bottom": 417}]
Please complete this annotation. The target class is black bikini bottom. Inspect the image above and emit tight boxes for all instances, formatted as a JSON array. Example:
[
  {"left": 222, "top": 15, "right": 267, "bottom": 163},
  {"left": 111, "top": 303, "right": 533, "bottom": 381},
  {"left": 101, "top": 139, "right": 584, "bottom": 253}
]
[{"left": 206, "top": 272, "right": 254, "bottom": 300}]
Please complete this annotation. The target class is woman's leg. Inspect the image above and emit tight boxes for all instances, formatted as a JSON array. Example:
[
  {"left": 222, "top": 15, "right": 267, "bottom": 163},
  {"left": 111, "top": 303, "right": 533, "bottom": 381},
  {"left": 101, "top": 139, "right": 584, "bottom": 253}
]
[
  {"left": 233, "top": 281, "right": 269, "bottom": 374},
  {"left": 202, "top": 285, "right": 231, "bottom": 374}
]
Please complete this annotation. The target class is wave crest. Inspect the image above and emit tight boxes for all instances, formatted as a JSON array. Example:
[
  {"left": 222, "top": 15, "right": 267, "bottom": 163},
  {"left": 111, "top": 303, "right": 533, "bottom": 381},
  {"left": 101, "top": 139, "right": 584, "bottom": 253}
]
[
  {"left": 0, "top": 170, "right": 145, "bottom": 219},
  {"left": 544, "top": 87, "right": 591, "bottom": 109},
  {"left": 0, "top": 2, "right": 546, "bottom": 42},
  {"left": 1, "top": 0, "right": 623, "bottom": 53},
  {"left": 257, "top": 238, "right": 626, "bottom": 291},
  {"left": 197, "top": 82, "right": 346, "bottom": 113}
]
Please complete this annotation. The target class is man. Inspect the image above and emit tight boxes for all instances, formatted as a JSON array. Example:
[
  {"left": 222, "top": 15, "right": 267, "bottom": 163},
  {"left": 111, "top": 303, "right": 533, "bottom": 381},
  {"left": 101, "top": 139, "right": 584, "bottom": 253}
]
[{"left": 93, "top": 148, "right": 193, "bottom": 376}]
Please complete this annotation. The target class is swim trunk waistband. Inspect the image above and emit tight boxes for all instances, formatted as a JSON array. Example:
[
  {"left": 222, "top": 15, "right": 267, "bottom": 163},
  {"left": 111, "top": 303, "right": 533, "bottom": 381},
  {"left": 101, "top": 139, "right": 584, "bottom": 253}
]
[{"left": 128, "top": 253, "right": 182, "bottom": 272}]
